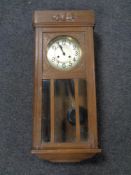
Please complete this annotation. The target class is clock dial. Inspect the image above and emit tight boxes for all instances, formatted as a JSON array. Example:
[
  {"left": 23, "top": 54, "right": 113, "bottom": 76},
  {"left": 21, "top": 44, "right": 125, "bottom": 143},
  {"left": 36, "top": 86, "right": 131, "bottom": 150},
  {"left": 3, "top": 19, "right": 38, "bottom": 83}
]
[{"left": 47, "top": 36, "right": 82, "bottom": 71}]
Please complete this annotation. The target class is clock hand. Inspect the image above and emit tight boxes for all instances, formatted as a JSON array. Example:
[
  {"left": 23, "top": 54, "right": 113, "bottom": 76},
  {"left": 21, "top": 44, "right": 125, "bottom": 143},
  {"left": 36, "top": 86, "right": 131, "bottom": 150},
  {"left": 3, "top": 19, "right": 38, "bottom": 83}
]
[{"left": 58, "top": 43, "right": 65, "bottom": 56}]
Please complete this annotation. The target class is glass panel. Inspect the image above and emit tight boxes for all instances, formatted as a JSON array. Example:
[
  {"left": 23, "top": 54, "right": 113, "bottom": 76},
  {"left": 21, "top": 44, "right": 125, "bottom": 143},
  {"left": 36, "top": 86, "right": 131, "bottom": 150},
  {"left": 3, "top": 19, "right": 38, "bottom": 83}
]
[
  {"left": 78, "top": 79, "right": 88, "bottom": 141},
  {"left": 54, "top": 79, "right": 76, "bottom": 142},
  {"left": 41, "top": 80, "right": 50, "bottom": 142}
]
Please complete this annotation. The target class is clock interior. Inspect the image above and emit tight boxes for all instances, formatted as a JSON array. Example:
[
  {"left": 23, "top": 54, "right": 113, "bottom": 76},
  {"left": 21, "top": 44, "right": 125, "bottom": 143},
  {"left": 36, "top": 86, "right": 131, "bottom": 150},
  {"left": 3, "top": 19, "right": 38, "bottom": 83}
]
[{"left": 41, "top": 79, "right": 88, "bottom": 143}]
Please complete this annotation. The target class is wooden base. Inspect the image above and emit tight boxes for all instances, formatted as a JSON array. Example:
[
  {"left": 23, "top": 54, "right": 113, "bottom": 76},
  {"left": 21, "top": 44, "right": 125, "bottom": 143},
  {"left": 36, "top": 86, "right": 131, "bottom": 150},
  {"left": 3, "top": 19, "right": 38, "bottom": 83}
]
[{"left": 31, "top": 148, "right": 101, "bottom": 162}]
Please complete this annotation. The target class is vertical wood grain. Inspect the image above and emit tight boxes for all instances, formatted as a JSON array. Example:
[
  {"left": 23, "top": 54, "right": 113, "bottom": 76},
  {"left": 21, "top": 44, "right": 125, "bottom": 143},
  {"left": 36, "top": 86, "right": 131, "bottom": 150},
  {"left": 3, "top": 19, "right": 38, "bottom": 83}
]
[
  {"left": 74, "top": 79, "right": 80, "bottom": 142},
  {"left": 86, "top": 27, "right": 98, "bottom": 147}
]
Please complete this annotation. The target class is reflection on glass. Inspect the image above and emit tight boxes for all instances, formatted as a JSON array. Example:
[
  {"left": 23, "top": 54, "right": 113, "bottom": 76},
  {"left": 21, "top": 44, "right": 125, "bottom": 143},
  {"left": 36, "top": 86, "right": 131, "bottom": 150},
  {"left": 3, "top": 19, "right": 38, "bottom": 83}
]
[
  {"left": 41, "top": 79, "right": 88, "bottom": 143},
  {"left": 41, "top": 80, "right": 50, "bottom": 142},
  {"left": 54, "top": 79, "right": 76, "bottom": 142},
  {"left": 78, "top": 79, "right": 88, "bottom": 141}
]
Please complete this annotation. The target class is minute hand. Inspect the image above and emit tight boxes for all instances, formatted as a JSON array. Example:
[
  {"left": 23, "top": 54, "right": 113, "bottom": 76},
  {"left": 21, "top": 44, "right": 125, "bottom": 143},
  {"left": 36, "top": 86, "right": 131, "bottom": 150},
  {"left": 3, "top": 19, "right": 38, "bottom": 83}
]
[{"left": 58, "top": 44, "right": 65, "bottom": 56}]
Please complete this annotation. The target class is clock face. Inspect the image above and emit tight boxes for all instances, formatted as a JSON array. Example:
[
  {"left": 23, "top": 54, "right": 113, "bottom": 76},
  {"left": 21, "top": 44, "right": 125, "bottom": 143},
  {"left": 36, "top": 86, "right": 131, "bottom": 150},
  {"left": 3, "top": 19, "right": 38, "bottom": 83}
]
[{"left": 47, "top": 36, "right": 82, "bottom": 71}]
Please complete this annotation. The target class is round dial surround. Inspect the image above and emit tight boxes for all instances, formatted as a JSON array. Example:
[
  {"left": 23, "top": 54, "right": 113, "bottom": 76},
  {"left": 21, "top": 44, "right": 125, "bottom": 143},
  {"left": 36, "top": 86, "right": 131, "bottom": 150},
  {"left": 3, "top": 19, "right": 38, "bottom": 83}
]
[{"left": 47, "top": 36, "right": 82, "bottom": 71}]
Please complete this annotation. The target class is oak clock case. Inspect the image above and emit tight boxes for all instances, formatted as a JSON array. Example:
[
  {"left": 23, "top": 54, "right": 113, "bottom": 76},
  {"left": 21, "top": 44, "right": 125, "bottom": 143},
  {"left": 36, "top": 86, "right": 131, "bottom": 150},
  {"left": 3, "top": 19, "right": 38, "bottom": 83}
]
[{"left": 32, "top": 10, "right": 101, "bottom": 162}]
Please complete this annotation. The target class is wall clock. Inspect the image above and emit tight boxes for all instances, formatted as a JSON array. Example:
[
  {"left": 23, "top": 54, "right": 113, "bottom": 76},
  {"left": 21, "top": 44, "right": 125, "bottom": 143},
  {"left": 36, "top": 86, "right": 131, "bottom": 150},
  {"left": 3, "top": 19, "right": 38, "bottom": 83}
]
[{"left": 32, "top": 10, "right": 101, "bottom": 162}]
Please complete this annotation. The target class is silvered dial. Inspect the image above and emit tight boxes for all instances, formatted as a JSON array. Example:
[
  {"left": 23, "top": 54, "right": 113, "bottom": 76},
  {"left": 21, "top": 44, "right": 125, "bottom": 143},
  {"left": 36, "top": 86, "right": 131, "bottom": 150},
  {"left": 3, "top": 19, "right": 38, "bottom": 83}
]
[{"left": 47, "top": 36, "right": 82, "bottom": 71}]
